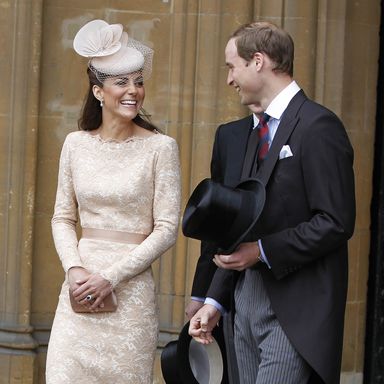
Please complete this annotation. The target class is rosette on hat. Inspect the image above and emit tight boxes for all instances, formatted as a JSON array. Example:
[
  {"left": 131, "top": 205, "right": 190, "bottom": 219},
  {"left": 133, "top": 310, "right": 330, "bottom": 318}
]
[{"left": 73, "top": 19, "right": 123, "bottom": 58}]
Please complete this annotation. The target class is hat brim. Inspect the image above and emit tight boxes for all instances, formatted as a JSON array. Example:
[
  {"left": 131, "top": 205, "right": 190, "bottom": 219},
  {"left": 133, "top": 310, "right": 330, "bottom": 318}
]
[{"left": 161, "top": 322, "right": 226, "bottom": 384}]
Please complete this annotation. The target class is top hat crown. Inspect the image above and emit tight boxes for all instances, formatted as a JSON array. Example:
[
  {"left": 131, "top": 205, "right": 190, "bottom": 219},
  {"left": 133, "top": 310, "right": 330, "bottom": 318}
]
[{"left": 182, "top": 178, "right": 265, "bottom": 254}]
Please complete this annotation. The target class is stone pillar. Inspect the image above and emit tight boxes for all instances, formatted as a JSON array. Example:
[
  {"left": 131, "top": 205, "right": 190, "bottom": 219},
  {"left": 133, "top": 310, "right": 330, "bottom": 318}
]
[
  {"left": 0, "top": 1, "right": 43, "bottom": 383},
  {"left": 153, "top": 1, "right": 252, "bottom": 377},
  {"left": 156, "top": 0, "right": 252, "bottom": 339}
]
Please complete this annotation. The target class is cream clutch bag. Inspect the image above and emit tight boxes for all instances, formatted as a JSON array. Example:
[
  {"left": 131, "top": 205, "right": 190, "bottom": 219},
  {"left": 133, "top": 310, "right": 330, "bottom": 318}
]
[{"left": 69, "top": 289, "right": 118, "bottom": 313}]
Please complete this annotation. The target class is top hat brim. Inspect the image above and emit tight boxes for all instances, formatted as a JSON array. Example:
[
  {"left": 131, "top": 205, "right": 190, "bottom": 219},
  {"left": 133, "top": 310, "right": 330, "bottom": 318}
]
[{"left": 161, "top": 322, "right": 226, "bottom": 384}]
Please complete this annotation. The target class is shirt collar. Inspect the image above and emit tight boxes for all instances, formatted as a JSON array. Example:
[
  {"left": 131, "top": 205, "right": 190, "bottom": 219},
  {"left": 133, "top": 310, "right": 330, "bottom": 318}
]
[
  {"left": 265, "top": 81, "right": 301, "bottom": 120},
  {"left": 252, "top": 113, "right": 260, "bottom": 128}
]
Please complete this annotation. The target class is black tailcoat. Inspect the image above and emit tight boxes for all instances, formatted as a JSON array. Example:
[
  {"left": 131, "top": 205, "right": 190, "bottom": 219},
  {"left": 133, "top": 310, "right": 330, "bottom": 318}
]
[{"left": 191, "top": 91, "right": 356, "bottom": 384}]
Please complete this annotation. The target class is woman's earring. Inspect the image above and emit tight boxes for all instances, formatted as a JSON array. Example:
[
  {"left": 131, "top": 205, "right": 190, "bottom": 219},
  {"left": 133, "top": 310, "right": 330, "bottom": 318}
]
[{"left": 100, "top": 99, "right": 103, "bottom": 107}]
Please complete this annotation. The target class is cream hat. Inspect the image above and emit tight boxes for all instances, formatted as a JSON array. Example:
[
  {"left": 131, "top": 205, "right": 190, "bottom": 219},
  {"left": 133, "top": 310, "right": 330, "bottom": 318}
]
[{"left": 73, "top": 19, "right": 153, "bottom": 82}]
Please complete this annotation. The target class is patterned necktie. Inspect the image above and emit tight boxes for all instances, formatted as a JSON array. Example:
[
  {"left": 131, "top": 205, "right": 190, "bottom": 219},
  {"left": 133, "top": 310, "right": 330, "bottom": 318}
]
[{"left": 257, "top": 113, "right": 271, "bottom": 161}]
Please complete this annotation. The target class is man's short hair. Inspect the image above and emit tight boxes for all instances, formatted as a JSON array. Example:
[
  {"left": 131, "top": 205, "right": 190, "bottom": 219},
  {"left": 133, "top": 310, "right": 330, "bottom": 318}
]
[{"left": 231, "top": 22, "right": 294, "bottom": 77}]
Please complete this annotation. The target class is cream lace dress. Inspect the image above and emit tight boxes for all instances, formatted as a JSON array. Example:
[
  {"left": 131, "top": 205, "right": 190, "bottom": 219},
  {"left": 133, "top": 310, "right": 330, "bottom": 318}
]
[{"left": 46, "top": 130, "right": 181, "bottom": 384}]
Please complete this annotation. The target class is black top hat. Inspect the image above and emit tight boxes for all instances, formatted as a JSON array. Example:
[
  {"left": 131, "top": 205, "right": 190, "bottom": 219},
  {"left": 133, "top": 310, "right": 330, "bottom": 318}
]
[
  {"left": 182, "top": 178, "right": 265, "bottom": 254},
  {"left": 161, "top": 322, "right": 227, "bottom": 384}
]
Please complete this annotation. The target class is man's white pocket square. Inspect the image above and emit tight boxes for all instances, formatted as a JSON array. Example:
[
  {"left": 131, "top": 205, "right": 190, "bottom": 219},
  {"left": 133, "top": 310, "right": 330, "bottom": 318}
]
[{"left": 279, "top": 145, "right": 293, "bottom": 159}]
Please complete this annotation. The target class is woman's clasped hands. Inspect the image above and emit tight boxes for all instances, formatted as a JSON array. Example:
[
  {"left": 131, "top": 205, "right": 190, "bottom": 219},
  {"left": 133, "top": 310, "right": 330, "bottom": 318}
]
[{"left": 68, "top": 267, "right": 113, "bottom": 312}]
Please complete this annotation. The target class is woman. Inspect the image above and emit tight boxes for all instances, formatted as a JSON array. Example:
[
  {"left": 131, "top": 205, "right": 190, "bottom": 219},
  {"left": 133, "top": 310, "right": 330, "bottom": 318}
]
[{"left": 46, "top": 20, "right": 181, "bottom": 383}]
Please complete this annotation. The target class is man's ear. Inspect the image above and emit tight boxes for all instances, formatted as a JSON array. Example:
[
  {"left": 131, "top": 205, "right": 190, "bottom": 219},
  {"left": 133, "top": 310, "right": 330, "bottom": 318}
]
[
  {"left": 253, "top": 52, "right": 264, "bottom": 70},
  {"left": 92, "top": 85, "right": 103, "bottom": 102}
]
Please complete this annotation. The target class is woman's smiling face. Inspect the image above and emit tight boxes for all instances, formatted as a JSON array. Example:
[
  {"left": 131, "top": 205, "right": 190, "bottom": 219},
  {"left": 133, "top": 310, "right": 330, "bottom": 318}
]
[{"left": 93, "top": 71, "right": 145, "bottom": 121}]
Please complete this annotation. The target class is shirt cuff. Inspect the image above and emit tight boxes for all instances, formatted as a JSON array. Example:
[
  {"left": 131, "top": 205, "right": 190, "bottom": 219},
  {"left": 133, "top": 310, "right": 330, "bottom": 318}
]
[
  {"left": 204, "top": 297, "right": 226, "bottom": 314},
  {"left": 191, "top": 296, "right": 205, "bottom": 303},
  {"left": 258, "top": 239, "right": 271, "bottom": 269}
]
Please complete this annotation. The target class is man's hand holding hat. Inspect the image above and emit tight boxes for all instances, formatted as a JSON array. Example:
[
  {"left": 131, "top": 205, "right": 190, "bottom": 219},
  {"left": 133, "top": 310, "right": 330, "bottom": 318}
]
[
  {"left": 189, "top": 304, "right": 222, "bottom": 345},
  {"left": 213, "top": 241, "right": 261, "bottom": 271}
]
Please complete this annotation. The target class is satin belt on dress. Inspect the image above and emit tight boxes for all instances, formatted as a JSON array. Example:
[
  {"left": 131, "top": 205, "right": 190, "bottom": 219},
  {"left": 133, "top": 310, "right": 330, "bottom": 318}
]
[{"left": 82, "top": 228, "right": 147, "bottom": 244}]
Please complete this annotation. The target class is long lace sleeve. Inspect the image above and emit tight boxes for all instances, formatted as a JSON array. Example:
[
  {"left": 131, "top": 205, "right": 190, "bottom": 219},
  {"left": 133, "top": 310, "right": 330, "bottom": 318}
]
[
  {"left": 99, "top": 138, "right": 181, "bottom": 286},
  {"left": 51, "top": 135, "right": 83, "bottom": 272}
]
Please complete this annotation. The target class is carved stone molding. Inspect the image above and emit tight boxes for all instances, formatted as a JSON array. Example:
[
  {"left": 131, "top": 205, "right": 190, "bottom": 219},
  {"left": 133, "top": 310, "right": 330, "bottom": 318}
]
[{"left": 0, "top": 0, "right": 43, "bottom": 381}]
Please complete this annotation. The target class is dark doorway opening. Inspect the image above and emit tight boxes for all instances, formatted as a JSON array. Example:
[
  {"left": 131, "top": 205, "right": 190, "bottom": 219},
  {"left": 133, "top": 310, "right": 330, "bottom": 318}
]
[{"left": 363, "top": 1, "right": 384, "bottom": 383}]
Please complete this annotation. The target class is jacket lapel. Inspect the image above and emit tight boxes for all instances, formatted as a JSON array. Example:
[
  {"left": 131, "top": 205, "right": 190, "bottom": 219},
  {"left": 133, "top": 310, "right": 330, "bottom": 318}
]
[
  {"left": 224, "top": 115, "right": 253, "bottom": 187},
  {"left": 256, "top": 90, "right": 308, "bottom": 186}
]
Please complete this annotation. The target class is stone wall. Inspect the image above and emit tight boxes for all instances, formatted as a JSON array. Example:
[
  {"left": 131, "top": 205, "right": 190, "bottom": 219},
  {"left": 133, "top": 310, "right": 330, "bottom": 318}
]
[{"left": 0, "top": 1, "right": 380, "bottom": 383}]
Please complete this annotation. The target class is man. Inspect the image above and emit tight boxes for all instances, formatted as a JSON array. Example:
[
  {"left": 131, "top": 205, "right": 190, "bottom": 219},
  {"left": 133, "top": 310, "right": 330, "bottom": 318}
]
[
  {"left": 185, "top": 104, "right": 263, "bottom": 321},
  {"left": 185, "top": 104, "right": 263, "bottom": 384},
  {"left": 188, "top": 22, "right": 355, "bottom": 384}
]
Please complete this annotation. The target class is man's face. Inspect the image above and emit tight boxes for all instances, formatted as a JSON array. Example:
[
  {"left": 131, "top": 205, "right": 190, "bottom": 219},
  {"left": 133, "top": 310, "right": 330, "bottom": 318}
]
[{"left": 225, "top": 38, "right": 260, "bottom": 105}]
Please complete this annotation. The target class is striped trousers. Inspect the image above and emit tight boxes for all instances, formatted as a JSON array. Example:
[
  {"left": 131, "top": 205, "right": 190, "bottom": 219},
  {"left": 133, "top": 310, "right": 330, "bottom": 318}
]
[{"left": 234, "top": 268, "right": 312, "bottom": 384}]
